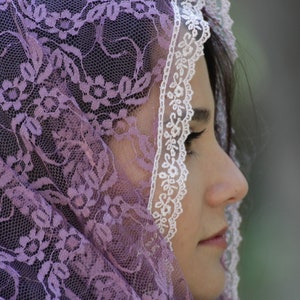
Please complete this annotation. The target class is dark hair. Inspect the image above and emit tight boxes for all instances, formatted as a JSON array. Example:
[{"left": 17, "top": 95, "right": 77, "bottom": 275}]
[{"left": 202, "top": 11, "right": 235, "bottom": 153}]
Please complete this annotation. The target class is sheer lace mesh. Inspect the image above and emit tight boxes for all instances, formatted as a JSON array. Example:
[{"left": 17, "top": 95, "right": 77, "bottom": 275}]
[{"left": 0, "top": 0, "right": 242, "bottom": 299}]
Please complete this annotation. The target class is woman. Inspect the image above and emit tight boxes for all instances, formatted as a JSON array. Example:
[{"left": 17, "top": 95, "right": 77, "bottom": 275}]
[{"left": 0, "top": 0, "right": 248, "bottom": 299}]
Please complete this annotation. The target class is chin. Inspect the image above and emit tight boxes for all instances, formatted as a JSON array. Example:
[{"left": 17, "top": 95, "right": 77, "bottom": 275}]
[{"left": 190, "top": 263, "right": 226, "bottom": 300}]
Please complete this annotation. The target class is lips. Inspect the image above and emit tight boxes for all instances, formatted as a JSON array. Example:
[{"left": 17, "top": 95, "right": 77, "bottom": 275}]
[{"left": 198, "top": 227, "right": 228, "bottom": 249}]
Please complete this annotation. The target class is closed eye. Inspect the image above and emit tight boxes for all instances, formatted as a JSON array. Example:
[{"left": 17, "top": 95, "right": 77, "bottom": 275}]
[{"left": 185, "top": 129, "right": 206, "bottom": 154}]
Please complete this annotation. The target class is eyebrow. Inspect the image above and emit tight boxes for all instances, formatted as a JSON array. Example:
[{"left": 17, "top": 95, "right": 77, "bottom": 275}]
[
  {"left": 163, "top": 107, "right": 211, "bottom": 125},
  {"left": 191, "top": 108, "right": 211, "bottom": 123}
]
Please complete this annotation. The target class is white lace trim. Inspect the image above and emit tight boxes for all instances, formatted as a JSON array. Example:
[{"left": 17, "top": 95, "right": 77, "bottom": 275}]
[
  {"left": 149, "top": 1, "right": 243, "bottom": 299},
  {"left": 148, "top": 0, "right": 210, "bottom": 248}
]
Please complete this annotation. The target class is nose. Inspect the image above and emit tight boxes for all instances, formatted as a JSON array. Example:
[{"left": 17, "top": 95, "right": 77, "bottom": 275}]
[{"left": 205, "top": 145, "right": 249, "bottom": 207}]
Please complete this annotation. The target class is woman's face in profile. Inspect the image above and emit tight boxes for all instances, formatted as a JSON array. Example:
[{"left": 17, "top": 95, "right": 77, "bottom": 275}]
[
  {"left": 169, "top": 56, "right": 248, "bottom": 299},
  {"left": 109, "top": 56, "right": 248, "bottom": 299}
]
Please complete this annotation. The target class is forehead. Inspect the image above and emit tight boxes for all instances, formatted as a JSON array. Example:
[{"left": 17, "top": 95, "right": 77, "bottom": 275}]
[{"left": 135, "top": 56, "right": 214, "bottom": 129}]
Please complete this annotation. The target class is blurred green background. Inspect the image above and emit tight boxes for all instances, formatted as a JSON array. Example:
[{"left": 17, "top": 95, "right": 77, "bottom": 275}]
[{"left": 230, "top": 1, "right": 300, "bottom": 299}]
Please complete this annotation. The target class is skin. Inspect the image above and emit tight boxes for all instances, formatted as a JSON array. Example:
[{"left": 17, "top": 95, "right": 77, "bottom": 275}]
[{"left": 109, "top": 56, "right": 248, "bottom": 299}]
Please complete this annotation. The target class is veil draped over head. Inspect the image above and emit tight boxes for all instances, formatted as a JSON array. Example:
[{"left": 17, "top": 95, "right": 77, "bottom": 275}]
[{"left": 0, "top": 0, "right": 241, "bottom": 299}]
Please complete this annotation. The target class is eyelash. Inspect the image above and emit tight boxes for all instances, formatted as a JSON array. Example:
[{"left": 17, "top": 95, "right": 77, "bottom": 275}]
[{"left": 185, "top": 129, "right": 206, "bottom": 155}]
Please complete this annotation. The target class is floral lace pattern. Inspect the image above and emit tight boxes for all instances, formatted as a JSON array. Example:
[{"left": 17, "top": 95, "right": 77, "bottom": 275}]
[
  {"left": 0, "top": 0, "right": 242, "bottom": 299},
  {"left": 0, "top": 1, "right": 191, "bottom": 298}
]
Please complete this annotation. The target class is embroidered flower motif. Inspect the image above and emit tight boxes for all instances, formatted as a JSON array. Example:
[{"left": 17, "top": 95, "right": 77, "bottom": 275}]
[
  {"left": 167, "top": 161, "right": 178, "bottom": 179},
  {"left": 168, "top": 80, "right": 186, "bottom": 116},
  {"left": 34, "top": 87, "right": 67, "bottom": 119},
  {"left": 101, "top": 195, "right": 128, "bottom": 225},
  {"left": 168, "top": 120, "right": 181, "bottom": 138},
  {"left": 44, "top": 10, "right": 84, "bottom": 39},
  {"left": 178, "top": 32, "right": 195, "bottom": 60},
  {"left": 127, "top": 0, "right": 155, "bottom": 19},
  {"left": 160, "top": 202, "right": 172, "bottom": 217},
  {"left": 68, "top": 184, "right": 96, "bottom": 218},
  {"left": 0, "top": 78, "right": 28, "bottom": 111},
  {"left": 55, "top": 228, "right": 83, "bottom": 261},
  {"left": 181, "top": 7, "right": 203, "bottom": 37},
  {"left": 15, "top": 228, "right": 49, "bottom": 265},
  {"left": 173, "top": 84, "right": 185, "bottom": 98},
  {"left": 101, "top": 109, "right": 136, "bottom": 139},
  {"left": 6, "top": 150, "right": 33, "bottom": 179},
  {"left": 80, "top": 75, "right": 118, "bottom": 110},
  {"left": 161, "top": 155, "right": 178, "bottom": 179}
]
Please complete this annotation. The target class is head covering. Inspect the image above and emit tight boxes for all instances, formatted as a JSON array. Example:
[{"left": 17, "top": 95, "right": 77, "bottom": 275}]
[{"left": 0, "top": 0, "right": 241, "bottom": 299}]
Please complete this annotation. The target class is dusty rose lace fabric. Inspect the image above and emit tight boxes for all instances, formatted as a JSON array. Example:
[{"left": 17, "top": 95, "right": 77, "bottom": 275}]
[{"left": 0, "top": 0, "right": 241, "bottom": 299}]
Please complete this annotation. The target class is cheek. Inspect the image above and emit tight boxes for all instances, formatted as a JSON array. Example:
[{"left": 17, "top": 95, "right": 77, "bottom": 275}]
[
  {"left": 178, "top": 177, "right": 204, "bottom": 239},
  {"left": 171, "top": 176, "right": 226, "bottom": 299},
  {"left": 182, "top": 161, "right": 206, "bottom": 227},
  {"left": 171, "top": 161, "right": 206, "bottom": 262}
]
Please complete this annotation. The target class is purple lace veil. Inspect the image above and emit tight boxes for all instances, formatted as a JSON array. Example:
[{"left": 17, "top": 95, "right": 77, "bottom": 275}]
[{"left": 0, "top": 0, "right": 241, "bottom": 299}]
